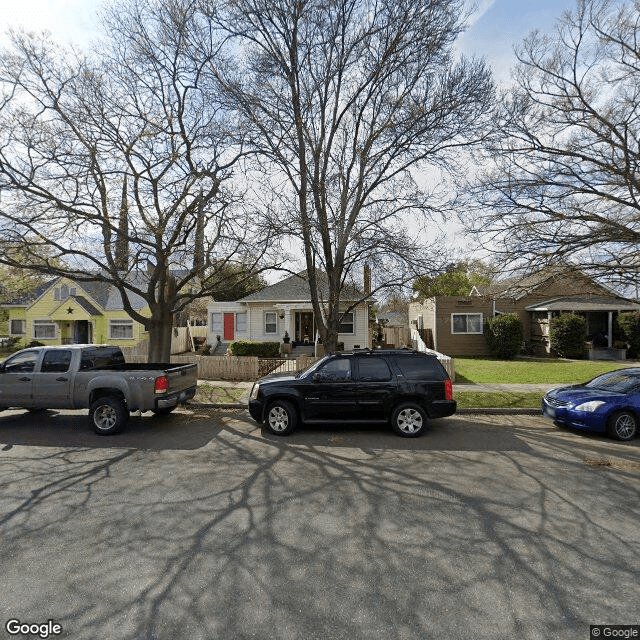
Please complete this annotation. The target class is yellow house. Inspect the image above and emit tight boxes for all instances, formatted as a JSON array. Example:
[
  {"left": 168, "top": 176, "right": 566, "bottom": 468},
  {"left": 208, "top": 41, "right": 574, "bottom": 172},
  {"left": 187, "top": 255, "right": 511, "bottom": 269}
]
[{"left": 1, "top": 276, "right": 150, "bottom": 347}]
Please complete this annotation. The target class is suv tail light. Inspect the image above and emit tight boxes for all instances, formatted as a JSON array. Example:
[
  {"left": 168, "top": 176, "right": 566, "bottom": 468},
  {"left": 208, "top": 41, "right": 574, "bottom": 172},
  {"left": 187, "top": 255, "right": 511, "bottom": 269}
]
[
  {"left": 444, "top": 379, "right": 452, "bottom": 400},
  {"left": 155, "top": 376, "right": 169, "bottom": 394}
]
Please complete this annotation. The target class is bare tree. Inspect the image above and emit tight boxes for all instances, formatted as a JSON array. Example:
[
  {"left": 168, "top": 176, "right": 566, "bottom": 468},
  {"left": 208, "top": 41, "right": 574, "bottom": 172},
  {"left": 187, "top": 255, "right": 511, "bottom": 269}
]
[
  {"left": 0, "top": 0, "right": 278, "bottom": 361},
  {"left": 465, "top": 0, "right": 640, "bottom": 290},
  {"left": 204, "top": 0, "right": 494, "bottom": 350}
]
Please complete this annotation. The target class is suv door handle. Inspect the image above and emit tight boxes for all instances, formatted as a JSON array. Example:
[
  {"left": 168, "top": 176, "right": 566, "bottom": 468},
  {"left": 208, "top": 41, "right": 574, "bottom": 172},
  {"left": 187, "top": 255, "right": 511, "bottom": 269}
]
[
  {"left": 19, "top": 377, "right": 32, "bottom": 382},
  {"left": 56, "top": 377, "right": 69, "bottom": 382}
]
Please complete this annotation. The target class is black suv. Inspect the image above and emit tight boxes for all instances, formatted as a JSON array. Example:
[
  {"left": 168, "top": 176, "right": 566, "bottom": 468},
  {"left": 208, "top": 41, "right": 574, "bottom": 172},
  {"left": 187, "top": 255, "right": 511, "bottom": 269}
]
[{"left": 248, "top": 349, "right": 456, "bottom": 437}]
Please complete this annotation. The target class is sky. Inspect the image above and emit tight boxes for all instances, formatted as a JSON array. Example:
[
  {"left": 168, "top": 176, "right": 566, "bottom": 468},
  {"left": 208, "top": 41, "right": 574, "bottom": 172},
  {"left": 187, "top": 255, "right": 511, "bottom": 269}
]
[
  {"left": 0, "top": 0, "right": 581, "bottom": 273},
  {"left": 0, "top": 0, "right": 579, "bottom": 84}
]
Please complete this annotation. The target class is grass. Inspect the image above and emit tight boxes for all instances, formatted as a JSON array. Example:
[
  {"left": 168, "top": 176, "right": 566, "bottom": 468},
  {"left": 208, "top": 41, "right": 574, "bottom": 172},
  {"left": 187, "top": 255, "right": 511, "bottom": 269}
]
[
  {"left": 453, "top": 356, "right": 636, "bottom": 384},
  {"left": 194, "top": 383, "right": 246, "bottom": 404},
  {"left": 455, "top": 391, "right": 542, "bottom": 409}
]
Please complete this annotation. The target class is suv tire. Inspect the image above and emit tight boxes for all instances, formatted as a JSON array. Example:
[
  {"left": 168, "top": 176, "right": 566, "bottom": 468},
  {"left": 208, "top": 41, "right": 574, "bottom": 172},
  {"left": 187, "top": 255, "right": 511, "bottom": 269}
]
[
  {"left": 265, "top": 400, "right": 297, "bottom": 436},
  {"left": 391, "top": 402, "right": 427, "bottom": 437}
]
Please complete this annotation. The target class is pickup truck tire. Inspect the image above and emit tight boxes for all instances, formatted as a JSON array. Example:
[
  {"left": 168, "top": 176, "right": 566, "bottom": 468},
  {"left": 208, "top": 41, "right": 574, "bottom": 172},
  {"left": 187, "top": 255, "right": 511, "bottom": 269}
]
[
  {"left": 89, "top": 396, "right": 128, "bottom": 435},
  {"left": 391, "top": 402, "right": 427, "bottom": 438},
  {"left": 265, "top": 400, "right": 297, "bottom": 436}
]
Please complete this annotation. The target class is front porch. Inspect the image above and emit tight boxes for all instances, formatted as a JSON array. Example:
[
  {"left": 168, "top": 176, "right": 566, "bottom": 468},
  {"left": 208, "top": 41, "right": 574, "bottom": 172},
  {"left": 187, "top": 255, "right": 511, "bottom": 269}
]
[{"left": 526, "top": 296, "right": 640, "bottom": 359}]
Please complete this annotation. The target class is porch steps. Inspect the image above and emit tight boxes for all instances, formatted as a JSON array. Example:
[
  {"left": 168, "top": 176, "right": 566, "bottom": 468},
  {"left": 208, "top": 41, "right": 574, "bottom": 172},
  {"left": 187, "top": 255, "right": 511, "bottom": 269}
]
[
  {"left": 213, "top": 341, "right": 229, "bottom": 356},
  {"left": 291, "top": 344, "right": 315, "bottom": 358}
]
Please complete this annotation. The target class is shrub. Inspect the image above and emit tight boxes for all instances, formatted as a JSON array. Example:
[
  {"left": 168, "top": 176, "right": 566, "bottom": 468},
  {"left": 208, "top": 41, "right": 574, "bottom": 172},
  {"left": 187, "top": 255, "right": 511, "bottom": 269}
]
[
  {"left": 549, "top": 314, "right": 587, "bottom": 359},
  {"left": 229, "top": 340, "right": 280, "bottom": 357},
  {"left": 616, "top": 312, "right": 640, "bottom": 357},
  {"left": 484, "top": 313, "right": 523, "bottom": 359}
]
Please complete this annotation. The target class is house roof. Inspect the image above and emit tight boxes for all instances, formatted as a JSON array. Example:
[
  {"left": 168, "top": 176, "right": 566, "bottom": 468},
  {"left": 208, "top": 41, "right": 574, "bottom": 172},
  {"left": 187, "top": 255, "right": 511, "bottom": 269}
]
[
  {"left": 525, "top": 296, "right": 640, "bottom": 312},
  {"left": 238, "top": 270, "right": 369, "bottom": 303},
  {"left": 1, "top": 274, "right": 147, "bottom": 312},
  {"left": 473, "top": 267, "right": 617, "bottom": 300}
]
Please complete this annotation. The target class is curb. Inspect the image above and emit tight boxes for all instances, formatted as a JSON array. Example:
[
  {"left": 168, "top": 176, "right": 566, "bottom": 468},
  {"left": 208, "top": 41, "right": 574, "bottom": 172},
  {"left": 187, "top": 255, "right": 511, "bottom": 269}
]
[{"left": 187, "top": 402, "right": 541, "bottom": 415}]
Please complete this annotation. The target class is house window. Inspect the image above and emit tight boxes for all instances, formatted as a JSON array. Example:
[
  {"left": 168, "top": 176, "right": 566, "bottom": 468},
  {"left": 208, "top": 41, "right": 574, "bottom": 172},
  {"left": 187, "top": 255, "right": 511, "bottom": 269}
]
[
  {"left": 451, "top": 313, "right": 483, "bottom": 334},
  {"left": 236, "top": 312, "right": 247, "bottom": 333},
  {"left": 10, "top": 319, "right": 26, "bottom": 335},
  {"left": 338, "top": 312, "right": 355, "bottom": 334},
  {"left": 210, "top": 312, "right": 223, "bottom": 332},
  {"left": 33, "top": 320, "right": 56, "bottom": 339},
  {"left": 265, "top": 312, "right": 277, "bottom": 334},
  {"left": 54, "top": 285, "right": 77, "bottom": 300},
  {"left": 109, "top": 319, "right": 134, "bottom": 340}
]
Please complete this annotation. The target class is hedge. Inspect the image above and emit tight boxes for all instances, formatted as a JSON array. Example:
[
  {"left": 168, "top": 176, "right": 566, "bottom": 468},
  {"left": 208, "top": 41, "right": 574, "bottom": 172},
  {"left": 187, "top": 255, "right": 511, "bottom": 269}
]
[
  {"left": 550, "top": 313, "right": 587, "bottom": 359},
  {"left": 229, "top": 340, "right": 280, "bottom": 357},
  {"left": 484, "top": 313, "right": 523, "bottom": 359}
]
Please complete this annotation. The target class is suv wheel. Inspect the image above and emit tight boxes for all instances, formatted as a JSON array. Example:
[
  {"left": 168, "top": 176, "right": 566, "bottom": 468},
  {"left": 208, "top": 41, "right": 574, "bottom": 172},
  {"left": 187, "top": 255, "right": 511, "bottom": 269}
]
[
  {"left": 265, "top": 400, "right": 297, "bottom": 436},
  {"left": 391, "top": 402, "right": 427, "bottom": 437}
]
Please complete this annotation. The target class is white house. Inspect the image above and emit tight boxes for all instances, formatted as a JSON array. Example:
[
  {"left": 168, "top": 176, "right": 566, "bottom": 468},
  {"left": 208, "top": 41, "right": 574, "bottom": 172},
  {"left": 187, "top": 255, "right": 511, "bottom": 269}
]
[{"left": 207, "top": 271, "right": 373, "bottom": 350}]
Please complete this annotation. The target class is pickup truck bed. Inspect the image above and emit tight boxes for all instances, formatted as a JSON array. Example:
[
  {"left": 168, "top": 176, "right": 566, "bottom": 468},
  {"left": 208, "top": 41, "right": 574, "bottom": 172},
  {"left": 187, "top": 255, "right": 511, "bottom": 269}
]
[{"left": 0, "top": 345, "right": 198, "bottom": 434}]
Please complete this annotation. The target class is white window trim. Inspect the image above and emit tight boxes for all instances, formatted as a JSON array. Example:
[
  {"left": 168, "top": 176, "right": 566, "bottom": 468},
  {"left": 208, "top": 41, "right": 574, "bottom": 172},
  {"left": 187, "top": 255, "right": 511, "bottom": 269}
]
[
  {"left": 451, "top": 312, "right": 483, "bottom": 335},
  {"left": 9, "top": 319, "right": 26, "bottom": 336},
  {"left": 264, "top": 311, "right": 278, "bottom": 334},
  {"left": 338, "top": 310, "right": 355, "bottom": 335},
  {"left": 108, "top": 319, "right": 135, "bottom": 340},
  {"left": 210, "top": 312, "right": 223, "bottom": 333},
  {"left": 236, "top": 312, "right": 247, "bottom": 333},
  {"left": 33, "top": 320, "right": 57, "bottom": 340}
]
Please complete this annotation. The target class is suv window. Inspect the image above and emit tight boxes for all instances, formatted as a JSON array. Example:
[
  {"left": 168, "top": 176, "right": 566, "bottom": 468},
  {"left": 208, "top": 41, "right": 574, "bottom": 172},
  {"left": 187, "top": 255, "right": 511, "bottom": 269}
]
[
  {"left": 315, "top": 358, "right": 352, "bottom": 381},
  {"left": 41, "top": 350, "right": 72, "bottom": 373},
  {"left": 357, "top": 358, "right": 392, "bottom": 381},
  {"left": 394, "top": 355, "right": 446, "bottom": 380}
]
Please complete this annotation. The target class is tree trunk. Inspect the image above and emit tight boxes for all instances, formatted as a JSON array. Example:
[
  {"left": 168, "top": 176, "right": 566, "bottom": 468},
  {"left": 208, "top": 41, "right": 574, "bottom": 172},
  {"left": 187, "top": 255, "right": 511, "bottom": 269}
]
[{"left": 147, "top": 312, "right": 174, "bottom": 362}]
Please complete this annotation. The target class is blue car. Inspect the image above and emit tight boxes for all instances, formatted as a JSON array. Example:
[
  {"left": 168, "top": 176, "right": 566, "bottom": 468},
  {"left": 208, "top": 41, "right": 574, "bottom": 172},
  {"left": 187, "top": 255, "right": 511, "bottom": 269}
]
[{"left": 542, "top": 368, "right": 640, "bottom": 441}]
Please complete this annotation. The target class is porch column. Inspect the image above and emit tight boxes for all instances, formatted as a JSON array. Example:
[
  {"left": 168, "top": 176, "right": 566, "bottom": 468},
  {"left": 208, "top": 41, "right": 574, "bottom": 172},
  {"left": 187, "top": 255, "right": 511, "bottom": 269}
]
[
  {"left": 284, "top": 308, "right": 292, "bottom": 338},
  {"left": 608, "top": 312, "right": 613, "bottom": 348}
]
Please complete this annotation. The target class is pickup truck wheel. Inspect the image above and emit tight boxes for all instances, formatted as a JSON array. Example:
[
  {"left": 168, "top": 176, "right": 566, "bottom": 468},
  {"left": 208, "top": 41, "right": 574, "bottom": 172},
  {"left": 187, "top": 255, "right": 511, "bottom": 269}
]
[
  {"left": 89, "top": 397, "right": 128, "bottom": 435},
  {"left": 265, "top": 400, "right": 297, "bottom": 436},
  {"left": 391, "top": 402, "right": 427, "bottom": 437},
  {"left": 152, "top": 406, "right": 176, "bottom": 416}
]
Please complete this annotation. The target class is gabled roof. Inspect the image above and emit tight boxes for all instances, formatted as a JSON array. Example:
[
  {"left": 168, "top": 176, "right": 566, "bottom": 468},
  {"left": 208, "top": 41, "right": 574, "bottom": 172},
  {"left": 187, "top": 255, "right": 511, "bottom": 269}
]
[
  {"left": 239, "top": 270, "right": 369, "bottom": 303},
  {"left": 1, "top": 274, "right": 147, "bottom": 312},
  {"left": 473, "top": 267, "right": 617, "bottom": 300}
]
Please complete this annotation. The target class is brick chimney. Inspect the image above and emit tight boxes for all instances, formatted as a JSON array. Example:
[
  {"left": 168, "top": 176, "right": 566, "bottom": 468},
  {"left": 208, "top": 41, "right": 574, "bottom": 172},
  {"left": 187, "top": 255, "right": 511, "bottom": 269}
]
[{"left": 363, "top": 264, "right": 371, "bottom": 296}]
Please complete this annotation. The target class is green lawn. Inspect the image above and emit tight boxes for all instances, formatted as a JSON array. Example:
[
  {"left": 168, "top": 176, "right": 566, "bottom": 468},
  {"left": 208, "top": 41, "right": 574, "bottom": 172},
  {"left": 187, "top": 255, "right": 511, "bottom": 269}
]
[
  {"left": 195, "top": 384, "right": 246, "bottom": 404},
  {"left": 453, "top": 356, "right": 636, "bottom": 384},
  {"left": 455, "top": 391, "right": 542, "bottom": 409}
]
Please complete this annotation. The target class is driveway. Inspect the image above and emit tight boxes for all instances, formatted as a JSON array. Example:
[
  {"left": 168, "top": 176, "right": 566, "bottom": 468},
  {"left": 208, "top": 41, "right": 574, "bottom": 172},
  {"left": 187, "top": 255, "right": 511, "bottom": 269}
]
[{"left": 0, "top": 408, "right": 638, "bottom": 640}]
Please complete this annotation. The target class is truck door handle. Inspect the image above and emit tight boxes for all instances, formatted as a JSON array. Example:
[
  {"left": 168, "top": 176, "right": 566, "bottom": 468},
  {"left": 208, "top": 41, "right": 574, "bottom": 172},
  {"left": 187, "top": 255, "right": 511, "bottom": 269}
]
[
  {"left": 56, "top": 377, "right": 69, "bottom": 382},
  {"left": 19, "top": 377, "right": 32, "bottom": 382}
]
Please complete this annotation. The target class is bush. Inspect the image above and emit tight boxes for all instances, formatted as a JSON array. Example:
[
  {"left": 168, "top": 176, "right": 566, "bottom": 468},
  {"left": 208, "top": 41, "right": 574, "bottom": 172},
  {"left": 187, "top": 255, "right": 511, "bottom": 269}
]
[
  {"left": 229, "top": 340, "right": 280, "bottom": 357},
  {"left": 616, "top": 312, "right": 640, "bottom": 357},
  {"left": 484, "top": 313, "right": 523, "bottom": 359},
  {"left": 549, "top": 314, "right": 587, "bottom": 359}
]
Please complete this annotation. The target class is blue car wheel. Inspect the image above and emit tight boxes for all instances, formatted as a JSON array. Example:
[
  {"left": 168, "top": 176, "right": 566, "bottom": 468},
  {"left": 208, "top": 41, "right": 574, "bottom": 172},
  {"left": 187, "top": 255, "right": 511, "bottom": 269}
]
[{"left": 606, "top": 410, "right": 638, "bottom": 441}]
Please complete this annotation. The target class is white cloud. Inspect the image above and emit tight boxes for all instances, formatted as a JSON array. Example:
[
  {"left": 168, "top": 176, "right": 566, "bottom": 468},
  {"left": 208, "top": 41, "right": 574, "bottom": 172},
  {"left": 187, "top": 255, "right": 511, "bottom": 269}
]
[
  {"left": 466, "top": 0, "right": 497, "bottom": 28},
  {"left": 0, "top": 0, "right": 102, "bottom": 47}
]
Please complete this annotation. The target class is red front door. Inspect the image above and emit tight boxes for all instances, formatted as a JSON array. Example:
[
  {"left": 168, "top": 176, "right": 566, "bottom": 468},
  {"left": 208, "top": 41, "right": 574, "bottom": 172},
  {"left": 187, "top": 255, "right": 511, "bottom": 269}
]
[{"left": 223, "top": 314, "right": 235, "bottom": 341}]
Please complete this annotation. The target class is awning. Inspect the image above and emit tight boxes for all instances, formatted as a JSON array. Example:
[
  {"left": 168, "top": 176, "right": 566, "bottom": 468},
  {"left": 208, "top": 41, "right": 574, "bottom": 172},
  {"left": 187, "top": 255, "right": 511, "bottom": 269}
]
[{"left": 525, "top": 296, "right": 640, "bottom": 313}]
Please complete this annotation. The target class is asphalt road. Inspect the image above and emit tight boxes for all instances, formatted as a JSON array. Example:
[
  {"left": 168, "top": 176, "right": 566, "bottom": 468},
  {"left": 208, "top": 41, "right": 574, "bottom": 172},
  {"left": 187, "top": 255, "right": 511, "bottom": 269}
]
[{"left": 0, "top": 407, "right": 638, "bottom": 640}]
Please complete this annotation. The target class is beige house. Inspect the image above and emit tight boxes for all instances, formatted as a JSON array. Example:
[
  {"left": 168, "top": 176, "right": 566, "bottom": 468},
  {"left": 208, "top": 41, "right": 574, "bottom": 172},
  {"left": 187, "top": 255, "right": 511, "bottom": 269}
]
[
  {"left": 409, "top": 268, "right": 640, "bottom": 357},
  {"left": 207, "top": 271, "right": 373, "bottom": 351}
]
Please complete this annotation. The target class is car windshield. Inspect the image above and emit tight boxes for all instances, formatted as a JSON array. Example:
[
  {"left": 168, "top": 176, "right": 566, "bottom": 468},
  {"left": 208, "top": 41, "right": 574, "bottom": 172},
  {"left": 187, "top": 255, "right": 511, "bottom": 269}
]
[
  {"left": 585, "top": 370, "right": 640, "bottom": 393},
  {"left": 295, "top": 355, "right": 330, "bottom": 378}
]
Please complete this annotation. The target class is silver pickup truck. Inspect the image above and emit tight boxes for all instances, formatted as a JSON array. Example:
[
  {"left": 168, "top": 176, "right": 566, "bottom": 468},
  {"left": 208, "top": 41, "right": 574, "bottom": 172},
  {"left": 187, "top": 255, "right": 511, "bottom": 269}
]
[{"left": 0, "top": 345, "right": 198, "bottom": 435}]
